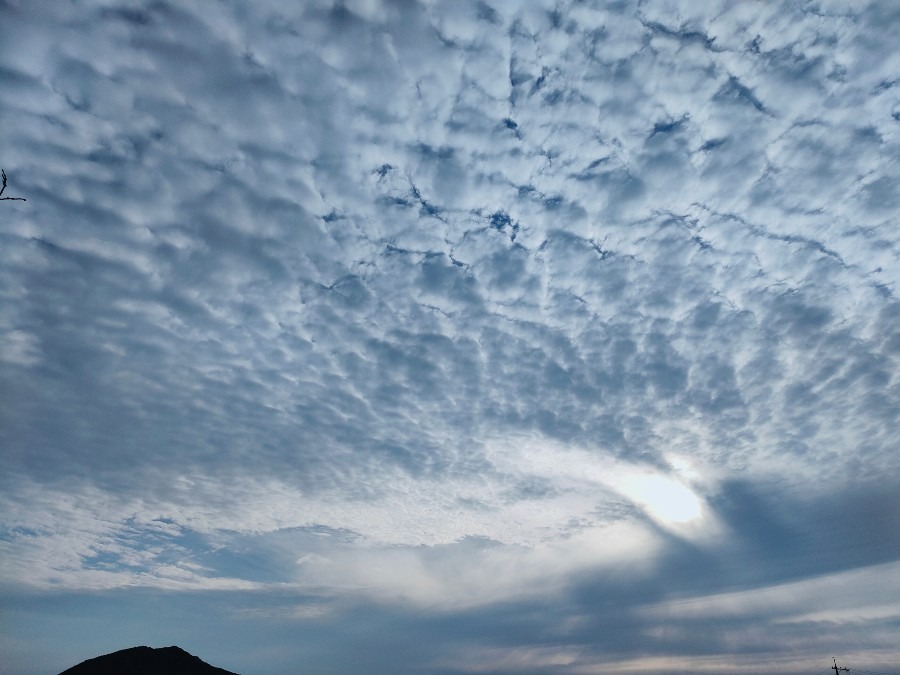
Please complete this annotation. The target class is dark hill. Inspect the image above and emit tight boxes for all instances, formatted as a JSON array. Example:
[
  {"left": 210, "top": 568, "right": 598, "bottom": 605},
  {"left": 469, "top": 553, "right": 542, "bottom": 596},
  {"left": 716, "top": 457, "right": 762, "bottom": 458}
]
[{"left": 59, "top": 645, "right": 241, "bottom": 675}]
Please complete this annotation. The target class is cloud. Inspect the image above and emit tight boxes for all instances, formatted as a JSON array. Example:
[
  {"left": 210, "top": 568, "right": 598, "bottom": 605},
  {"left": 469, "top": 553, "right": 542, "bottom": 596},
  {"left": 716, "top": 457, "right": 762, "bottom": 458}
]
[
  {"left": 2, "top": 0, "right": 899, "bottom": 671},
  {"left": 640, "top": 559, "right": 900, "bottom": 624}
]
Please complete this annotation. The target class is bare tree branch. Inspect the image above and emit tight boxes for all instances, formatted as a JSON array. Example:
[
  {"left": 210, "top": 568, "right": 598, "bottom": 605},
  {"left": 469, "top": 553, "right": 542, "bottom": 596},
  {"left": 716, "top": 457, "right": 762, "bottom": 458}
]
[{"left": 1, "top": 169, "right": 26, "bottom": 201}]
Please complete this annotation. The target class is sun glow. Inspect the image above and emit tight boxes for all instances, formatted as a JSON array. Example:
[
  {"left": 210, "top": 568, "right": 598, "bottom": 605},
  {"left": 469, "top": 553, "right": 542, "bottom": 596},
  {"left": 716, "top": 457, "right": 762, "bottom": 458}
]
[{"left": 620, "top": 474, "right": 703, "bottom": 524}]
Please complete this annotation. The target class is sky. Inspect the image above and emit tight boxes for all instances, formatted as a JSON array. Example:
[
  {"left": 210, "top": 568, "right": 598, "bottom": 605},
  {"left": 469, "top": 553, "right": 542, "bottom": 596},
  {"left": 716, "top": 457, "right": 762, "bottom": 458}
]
[{"left": 1, "top": 0, "right": 899, "bottom": 673}]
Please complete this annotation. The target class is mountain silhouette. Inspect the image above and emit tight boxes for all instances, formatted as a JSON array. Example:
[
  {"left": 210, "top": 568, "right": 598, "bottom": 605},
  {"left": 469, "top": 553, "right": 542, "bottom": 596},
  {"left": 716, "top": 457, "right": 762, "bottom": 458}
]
[{"left": 59, "top": 645, "right": 241, "bottom": 675}]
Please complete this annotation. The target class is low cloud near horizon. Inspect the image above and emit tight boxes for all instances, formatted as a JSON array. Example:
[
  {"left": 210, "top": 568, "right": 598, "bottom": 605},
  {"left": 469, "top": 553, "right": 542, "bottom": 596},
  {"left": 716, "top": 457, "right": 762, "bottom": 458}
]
[{"left": 1, "top": 1, "right": 899, "bottom": 673}]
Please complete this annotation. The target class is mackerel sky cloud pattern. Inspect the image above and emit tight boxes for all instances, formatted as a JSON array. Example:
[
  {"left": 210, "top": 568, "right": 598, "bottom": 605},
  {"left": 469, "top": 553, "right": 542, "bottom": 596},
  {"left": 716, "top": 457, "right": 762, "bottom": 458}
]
[{"left": 1, "top": 1, "right": 899, "bottom": 673}]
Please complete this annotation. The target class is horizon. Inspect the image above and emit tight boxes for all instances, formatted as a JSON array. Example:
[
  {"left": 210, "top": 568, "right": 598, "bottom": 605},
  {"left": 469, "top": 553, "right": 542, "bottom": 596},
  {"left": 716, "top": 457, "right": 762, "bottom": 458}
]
[
  {"left": 2, "top": 1, "right": 899, "bottom": 673},
  {"left": 50, "top": 644, "right": 891, "bottom": 675}
]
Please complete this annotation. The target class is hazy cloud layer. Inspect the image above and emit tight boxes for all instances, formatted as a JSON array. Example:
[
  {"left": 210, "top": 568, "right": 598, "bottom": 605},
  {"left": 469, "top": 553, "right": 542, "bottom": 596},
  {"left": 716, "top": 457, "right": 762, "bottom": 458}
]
[{"left": 1, "top": 1, "right": 899, "bottom": 673}]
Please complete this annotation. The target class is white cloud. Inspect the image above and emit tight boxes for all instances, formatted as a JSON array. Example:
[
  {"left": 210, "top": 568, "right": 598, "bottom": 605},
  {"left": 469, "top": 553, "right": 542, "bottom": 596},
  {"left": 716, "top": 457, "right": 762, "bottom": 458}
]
[{"left": 640, "top": 559, "right": 900, "bottom": 626}]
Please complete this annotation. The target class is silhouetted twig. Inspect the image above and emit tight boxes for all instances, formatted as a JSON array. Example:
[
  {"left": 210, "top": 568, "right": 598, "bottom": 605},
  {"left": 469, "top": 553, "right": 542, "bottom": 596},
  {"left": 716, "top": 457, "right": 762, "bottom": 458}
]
[{"left": 1, "top": 169, "right": 26, "bottom": 201}]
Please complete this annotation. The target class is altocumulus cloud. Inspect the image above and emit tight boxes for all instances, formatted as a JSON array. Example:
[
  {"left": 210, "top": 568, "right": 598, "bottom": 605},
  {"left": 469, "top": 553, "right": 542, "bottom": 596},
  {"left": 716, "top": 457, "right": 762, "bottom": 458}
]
[{"left": 1, "top": 0, "right": 899, "bottom": 673}]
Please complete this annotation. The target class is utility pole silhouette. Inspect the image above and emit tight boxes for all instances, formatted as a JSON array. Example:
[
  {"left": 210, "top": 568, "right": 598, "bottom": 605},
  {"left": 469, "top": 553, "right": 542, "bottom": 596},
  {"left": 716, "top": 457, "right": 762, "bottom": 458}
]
[
  {"left": 833, "top": 657, "right": 849, "bottom": 675},
  {"left": 1, "top": 169, "right": 26, "bottom": 201}
]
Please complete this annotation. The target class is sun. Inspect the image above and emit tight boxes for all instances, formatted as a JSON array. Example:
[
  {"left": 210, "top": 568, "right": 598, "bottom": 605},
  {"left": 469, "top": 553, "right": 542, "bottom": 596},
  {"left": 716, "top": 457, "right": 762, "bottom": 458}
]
[{"left": 620, "top": 474, "right": 703, "bottom": 525}]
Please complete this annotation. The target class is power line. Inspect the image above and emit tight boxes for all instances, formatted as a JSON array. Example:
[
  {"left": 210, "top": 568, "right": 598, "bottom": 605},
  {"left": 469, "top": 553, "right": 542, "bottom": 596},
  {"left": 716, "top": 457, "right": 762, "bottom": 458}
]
[
  {"left": 830, "top": 657, "right": 900, "bottom": 675},
  {"left": 0, "top": 169, "right": 26, "bottom": 201}
]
